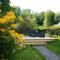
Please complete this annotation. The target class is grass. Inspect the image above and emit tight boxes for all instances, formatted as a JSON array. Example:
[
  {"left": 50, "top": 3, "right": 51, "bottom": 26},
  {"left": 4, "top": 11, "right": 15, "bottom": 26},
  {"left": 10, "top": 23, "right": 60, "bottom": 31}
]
[
  {"left": 12, "top": 47, "right": 46, "bottom": 60},
  {"left": 46, "top": 40, "right": 60, "bottom": 55}
]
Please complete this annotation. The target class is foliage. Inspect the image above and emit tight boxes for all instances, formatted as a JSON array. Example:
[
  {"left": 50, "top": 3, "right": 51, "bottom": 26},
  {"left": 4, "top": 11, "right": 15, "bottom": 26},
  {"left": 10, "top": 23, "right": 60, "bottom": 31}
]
[
  {"left": 0, "top": 12, "right": 24, "bottom": 59},
  {"left": 43, "top": 10, "right": 55, "bottom": 26},
  {"left": 0, "top": 0, "right": 25, "bottom": 59},
  {"left": 20, "top": 9, "right": 31, "bottom": 18},
  {"left": 0, "top": 30, "right": 16, "bottom": 59},
  {"left": 35, "top": 12, "right": 44, "bottom": 25},
  {"left": 49, "top": 25, "right": 60, "bottom": 29},
  {"left": 0, "top": 0, "right": 10, "bottom": 17},
  {"left": 12, "top": 8, "right": 60, "bottom": 35},
  {"left": 8, "top": 30, "right": 24, "bottom": 44},
  {"left": 17, "top": 10, "right": 37, "bottom": 34},
  {"left": 54, "top": 13, "right": 60, "bottom": 24},
  {"left": 57, "top": 36, "right": 60, "bottom": 40}
]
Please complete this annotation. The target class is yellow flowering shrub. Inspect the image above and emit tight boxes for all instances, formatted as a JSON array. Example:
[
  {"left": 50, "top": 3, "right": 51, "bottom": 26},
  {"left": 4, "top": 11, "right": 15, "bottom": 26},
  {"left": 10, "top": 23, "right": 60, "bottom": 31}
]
[
  {"left": 17, "top": 34, "right": 25, "bottom": 43},
  {"left": 0, "top": 11, "right": 25, "bottom": 46},
  {"left": 8, "top": 30, "right": 19, "bottom": 37},
  {"left": 0, "top": 18, "right": 7, "bottom": 24},
  {"left": 8, "top": 30, "right": 24, "bottom": 44},
  {"left": 4, "top": 11, "right": 16, "bottom": 22},
  {"left": 10, "top": 23, "right": 16, "bottom": 28},
  {"left": 0, "top": 11, "right": 16, "bottom": 24}
]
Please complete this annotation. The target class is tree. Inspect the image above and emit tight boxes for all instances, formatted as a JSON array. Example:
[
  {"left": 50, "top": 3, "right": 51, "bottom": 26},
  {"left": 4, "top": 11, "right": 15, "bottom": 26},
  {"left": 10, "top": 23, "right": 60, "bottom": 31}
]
[
  {"left": 43, "top": 10, "right": 55, "bottom": 26},
  {"left": 18, "top": 15, "right": 37, "bottom": 34},
  {"left": 17, "top": 16, "right": 24, "bottom": 33},
  {"left": 0, "top": 0, "right": 10, "bottom": 17},
  {"left": 11, "top": 6, "right": 21, "bottom": 17},
  {"left": 20, "top": 9, "right": 31, "bottom": 18},
  {"left": 17, "top": 9, "right": 37, "bottom": 34},
  {"left": 35, "top": 12, "right": 44, "bottom": 26},
  {"left": 54, "top": 13, "right": 60, "bottom": 24},
  {"left": 24, "top": 16, "right": 37, "bottom": 31}
]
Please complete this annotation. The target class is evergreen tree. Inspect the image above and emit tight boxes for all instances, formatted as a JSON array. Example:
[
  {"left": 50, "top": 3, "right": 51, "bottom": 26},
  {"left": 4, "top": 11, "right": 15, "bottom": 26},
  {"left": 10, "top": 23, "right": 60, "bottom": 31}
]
[{"left": 0, "top": 0, "right": 10, "bottom": 17}]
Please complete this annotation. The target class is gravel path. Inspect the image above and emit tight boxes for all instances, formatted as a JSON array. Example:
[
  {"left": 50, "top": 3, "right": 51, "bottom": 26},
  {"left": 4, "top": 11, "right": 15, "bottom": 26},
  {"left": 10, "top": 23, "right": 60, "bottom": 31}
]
[{"left": 36, "top": 46, "right": 60, "bottom": 60}]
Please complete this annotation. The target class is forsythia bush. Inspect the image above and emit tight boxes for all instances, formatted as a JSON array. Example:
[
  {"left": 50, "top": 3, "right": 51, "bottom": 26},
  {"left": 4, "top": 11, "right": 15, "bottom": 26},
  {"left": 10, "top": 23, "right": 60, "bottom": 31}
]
[
  {"left": 0, "top": 11, "right": 25, "bottom": 59},
  {"left": 8, "top": 30, "right": 24, "bottom": 44},
  {"left": 4, "top": 11, "right": 16, "bottom": 22},
  {"left": 0, "top": 11, "right": 24, "bottom": 45},
  {"left": 0, "top": 11, "right": 24, "bottom": 42}
]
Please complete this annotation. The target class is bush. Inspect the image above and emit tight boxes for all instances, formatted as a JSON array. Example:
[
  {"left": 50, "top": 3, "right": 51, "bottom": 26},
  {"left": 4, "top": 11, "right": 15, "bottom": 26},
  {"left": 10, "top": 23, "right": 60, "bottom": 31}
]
[{"left": 0, "top": 30, "right": 17, "bottom": 59}]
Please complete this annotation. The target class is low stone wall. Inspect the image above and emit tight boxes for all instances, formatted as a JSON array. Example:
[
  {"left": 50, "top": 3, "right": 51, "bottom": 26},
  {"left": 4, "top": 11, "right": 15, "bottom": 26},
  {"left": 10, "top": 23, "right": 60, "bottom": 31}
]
[{"left": 23, "top": 37, "right": 56, "bottom": 45}]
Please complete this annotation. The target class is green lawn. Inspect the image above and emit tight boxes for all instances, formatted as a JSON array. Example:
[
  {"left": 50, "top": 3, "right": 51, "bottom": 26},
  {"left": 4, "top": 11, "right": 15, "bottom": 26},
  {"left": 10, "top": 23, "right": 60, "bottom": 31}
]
[
  {"left": 12, "top": 47, "right": 46, "bottom": 60},
  {"left": 46, "top": 40, "right": 60, "bottom": 55}
]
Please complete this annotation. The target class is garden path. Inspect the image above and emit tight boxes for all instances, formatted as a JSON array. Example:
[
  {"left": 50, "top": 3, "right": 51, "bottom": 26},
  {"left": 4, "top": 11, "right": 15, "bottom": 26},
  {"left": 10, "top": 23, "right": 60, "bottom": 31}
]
[{"left": 36, "top": 46, "right": 60, "bottom": 60}]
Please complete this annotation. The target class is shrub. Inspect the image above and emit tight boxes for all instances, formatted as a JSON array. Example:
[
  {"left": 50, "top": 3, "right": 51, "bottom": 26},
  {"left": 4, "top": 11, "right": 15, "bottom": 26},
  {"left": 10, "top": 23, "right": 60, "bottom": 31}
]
[{"left": 0, "top": 11, "right": 25, "bottom": 60}]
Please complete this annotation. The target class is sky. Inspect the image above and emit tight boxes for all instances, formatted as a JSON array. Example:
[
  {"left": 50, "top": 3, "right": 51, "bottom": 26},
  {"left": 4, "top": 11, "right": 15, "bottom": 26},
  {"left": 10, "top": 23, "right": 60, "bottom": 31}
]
[{"left": 10, "top": 0, "right": 60, "bottom": 12}]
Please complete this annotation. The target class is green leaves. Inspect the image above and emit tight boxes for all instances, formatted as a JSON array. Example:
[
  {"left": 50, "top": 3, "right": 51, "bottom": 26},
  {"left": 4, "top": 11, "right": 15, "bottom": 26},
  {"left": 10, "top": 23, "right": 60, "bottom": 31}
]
[
  {"left": 0, "top": 0, "right": 10, "bottom": 17},
  {"left": 44, "top": 10, "right": 55, "bottom": 26}
]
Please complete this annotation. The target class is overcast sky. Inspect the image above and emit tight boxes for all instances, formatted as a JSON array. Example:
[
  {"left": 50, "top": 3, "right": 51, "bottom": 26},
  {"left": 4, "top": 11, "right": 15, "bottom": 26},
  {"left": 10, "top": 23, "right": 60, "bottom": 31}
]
[{"left": 10, "top": 0, "right": 60, "bottom": 12}]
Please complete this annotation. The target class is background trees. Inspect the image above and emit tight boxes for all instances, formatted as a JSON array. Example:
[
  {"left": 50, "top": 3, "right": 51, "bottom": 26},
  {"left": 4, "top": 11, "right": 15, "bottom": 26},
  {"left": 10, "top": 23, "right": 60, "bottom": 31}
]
[
  {"left": 17, "top": 9, "right": 37, "bottom": 34},
  {"left": 15, "top": 8, "right": 60, "bottom": 35},
  {"left": 54, "top": 13, "right": 60, "bottom": 24},
  {"left": 43, "top": 10, "right": 55, "bottom": 26},
  {"left": 35, "top": 12, "right": 44, "bottom": 26}
]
